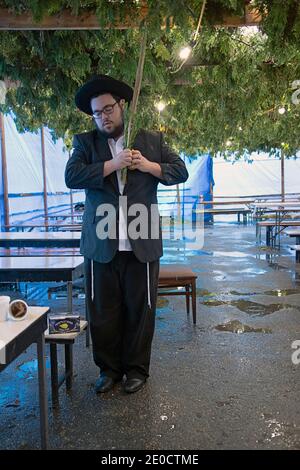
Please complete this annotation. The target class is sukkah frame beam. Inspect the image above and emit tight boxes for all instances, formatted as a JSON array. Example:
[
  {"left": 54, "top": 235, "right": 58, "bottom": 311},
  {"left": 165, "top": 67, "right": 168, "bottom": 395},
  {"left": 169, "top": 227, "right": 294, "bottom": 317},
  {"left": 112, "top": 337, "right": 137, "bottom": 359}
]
[{"left": 0, "top": 4, "right": 261, "bottom": 30}]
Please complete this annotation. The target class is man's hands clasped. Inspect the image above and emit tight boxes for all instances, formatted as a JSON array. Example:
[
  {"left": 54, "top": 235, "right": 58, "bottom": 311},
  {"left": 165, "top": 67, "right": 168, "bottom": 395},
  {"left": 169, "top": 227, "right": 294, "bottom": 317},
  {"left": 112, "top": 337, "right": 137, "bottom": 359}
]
[{"left": 113, "top": 149, "right": 152, "bottom": 173}]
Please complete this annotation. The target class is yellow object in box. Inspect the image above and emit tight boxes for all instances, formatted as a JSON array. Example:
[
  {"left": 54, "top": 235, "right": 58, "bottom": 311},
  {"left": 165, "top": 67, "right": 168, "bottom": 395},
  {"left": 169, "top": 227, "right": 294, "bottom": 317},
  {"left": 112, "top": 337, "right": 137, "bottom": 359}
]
[{"left": 48, "top": 314, "right": 80, "bottom": 334}]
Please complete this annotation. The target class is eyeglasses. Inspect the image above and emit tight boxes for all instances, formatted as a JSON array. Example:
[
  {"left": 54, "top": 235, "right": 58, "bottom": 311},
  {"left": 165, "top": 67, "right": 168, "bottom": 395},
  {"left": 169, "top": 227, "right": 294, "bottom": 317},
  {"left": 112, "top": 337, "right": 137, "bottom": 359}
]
[{"left": 92, "top": 100, "right": 120, "bottom": 119}]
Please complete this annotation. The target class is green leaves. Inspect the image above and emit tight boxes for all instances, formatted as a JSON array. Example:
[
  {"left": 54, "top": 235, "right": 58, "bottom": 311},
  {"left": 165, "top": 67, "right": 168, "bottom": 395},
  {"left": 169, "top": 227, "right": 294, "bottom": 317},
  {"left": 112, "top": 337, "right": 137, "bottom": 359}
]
[{"left": 0, "top": 0, "right": 299, "bottom": 158}]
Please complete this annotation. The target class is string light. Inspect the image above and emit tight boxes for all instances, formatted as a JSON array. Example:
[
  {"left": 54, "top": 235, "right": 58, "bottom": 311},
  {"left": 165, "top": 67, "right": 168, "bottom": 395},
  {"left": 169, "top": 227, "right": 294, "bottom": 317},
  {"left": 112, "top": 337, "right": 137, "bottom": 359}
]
[
  {"left": 179, "top": 46, "right": 192, "bottom": 60},
  {"left": 171, "top": 0, "right": 207, "bottom": 74},
  {"left": 278, "top": 107, "right": 286, "bottom": 114},
  {"left": 155, "top": 101, "right": 166, "bottom": 112}
]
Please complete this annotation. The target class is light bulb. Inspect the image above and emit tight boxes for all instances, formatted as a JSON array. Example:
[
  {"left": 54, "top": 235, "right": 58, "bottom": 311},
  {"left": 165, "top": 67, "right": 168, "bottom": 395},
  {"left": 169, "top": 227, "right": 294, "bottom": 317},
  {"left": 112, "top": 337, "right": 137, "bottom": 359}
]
[
  {"left": 278, "top": 107, "right": 286, "bottom": 114},
  {"left": 155, "top": 101, "right": 166, "bottom": 112},
  {"left": 179, "top": 46, "right": 192, "bottom": 60}
]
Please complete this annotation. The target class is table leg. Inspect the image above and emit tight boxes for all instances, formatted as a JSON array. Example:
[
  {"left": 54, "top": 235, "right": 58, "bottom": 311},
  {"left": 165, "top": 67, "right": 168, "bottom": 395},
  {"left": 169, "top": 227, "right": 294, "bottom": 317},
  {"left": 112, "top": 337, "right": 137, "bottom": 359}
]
[
  {"left": 50, "top": 343, "right": 59, "bottom": 407},
  {"left": 191, "top": 279, "right": 197, "bottom": 325},
  {"left": 67, "top": 281, "right": 73, "bottom": 313},
  {"left": 65, "top": 344, "right": 73, "bottom": 390},
  {"left": 36, "top": 335, "right": 49, "bottom": 450},
  {"left": 266, "top": 227, "right": 271, "bottom": 247},
  {"left": 185, "top": 284, "right": 190, "bottom": 314}
]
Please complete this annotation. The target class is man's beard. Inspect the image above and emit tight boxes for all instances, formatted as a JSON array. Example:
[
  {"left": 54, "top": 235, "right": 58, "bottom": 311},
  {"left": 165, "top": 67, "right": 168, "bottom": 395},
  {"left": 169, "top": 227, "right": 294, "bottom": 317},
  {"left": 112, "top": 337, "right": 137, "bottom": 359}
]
[{"left": 98, "top": 119, "right": 124, "bottom": 139}]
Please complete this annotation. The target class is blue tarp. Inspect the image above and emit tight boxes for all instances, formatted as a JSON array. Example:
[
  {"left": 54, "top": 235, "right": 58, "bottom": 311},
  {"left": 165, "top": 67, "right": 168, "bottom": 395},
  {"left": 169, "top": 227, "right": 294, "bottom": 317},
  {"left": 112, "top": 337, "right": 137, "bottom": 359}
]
[
  {"left": 181, "top": 154, "right": 214, "bottom": 222},
  {"left": 0, "top": 140, "right": 4, "bottom": 231}
]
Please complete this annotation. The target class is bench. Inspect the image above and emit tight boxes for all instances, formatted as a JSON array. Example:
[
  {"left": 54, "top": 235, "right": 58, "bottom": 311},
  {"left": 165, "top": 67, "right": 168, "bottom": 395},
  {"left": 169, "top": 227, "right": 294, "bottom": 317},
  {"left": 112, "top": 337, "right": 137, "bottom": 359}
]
[
  {"left": 289, "top": 245, "right": 300, "bottom": 263},
  {"left": 195, "top": 207, "right": 251, "bottom": 224},
  {"left": 0, "top": 231, "right": 81, "bottom": 249},
  {"left": 0, "top": 247, "right": 81, "bottom": 257},
  {"left": 45, "top": 320, "right": 88, "bottom": 406},
  {"left": 256, "top": 220, "right": 300, "bottom": 247},
  {"left": 158, "top": 264, "right": 197, "bottom": 324}
]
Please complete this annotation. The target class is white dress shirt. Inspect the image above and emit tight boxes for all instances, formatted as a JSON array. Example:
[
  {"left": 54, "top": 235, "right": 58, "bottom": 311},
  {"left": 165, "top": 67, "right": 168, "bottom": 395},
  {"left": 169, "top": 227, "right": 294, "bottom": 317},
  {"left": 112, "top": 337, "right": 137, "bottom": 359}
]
[{"left": 107, "top": 135, "right": 132, "bottom": 251}]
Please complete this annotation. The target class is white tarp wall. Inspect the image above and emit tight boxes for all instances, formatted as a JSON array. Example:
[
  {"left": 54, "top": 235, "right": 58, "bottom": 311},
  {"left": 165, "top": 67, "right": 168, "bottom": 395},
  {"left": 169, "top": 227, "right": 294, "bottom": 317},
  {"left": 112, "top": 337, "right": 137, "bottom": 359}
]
[
  {"left": 1, "top": 112, "right": 299, "bottom": 226},
  {"left": 3, "top": 114, "right": 83, "bottom": 223},
  {"left": 213, "top": 154, "right": 300, "bottom": 197}
]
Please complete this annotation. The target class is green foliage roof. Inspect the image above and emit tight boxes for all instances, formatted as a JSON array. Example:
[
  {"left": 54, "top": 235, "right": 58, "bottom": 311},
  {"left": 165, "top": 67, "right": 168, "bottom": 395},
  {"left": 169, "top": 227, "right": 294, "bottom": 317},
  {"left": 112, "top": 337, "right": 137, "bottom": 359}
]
[{"left": 0, "top": 0, "right": 299, "bottom": 156}]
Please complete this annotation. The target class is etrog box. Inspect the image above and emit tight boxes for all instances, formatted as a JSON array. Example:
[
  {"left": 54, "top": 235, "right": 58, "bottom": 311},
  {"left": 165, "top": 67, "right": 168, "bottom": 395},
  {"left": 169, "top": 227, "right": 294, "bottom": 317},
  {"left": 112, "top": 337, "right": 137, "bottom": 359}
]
[{"left": 48, "top": 314, "right": 80, "bottom": 334}]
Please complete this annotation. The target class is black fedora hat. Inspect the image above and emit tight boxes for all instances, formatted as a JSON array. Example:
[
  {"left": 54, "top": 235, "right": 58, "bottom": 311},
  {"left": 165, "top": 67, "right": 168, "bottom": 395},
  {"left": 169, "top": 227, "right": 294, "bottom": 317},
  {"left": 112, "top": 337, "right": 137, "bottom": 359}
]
[{"left": 75, "top": 74, "right": 133, "bottom": 115}]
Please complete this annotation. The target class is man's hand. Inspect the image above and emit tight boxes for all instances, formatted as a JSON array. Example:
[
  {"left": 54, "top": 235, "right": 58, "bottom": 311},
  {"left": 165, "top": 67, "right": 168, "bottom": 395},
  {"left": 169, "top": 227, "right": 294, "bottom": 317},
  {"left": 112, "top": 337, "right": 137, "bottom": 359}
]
[
  {"left": 114, "top": 149, "right": 133, "bottom": 170},
  {"left": 129, "top": 150, "right": 162, "bottom": 178},
  {"left": 129, "top": 150, "right": 151, "bottom": 173}
]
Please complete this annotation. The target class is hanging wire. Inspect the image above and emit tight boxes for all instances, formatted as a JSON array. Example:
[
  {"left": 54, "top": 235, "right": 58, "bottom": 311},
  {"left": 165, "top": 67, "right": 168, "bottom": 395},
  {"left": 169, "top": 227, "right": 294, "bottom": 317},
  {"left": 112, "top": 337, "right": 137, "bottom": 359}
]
[{"left": 171, "top": 0, "right": 207, "bottom": 74}]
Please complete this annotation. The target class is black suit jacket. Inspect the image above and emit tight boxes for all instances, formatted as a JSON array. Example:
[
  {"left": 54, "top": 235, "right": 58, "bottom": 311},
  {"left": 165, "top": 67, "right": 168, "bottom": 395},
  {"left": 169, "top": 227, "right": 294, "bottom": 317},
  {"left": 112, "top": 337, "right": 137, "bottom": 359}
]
[{"left": 65, "top": 128, "right": 188, "bottom": 263}]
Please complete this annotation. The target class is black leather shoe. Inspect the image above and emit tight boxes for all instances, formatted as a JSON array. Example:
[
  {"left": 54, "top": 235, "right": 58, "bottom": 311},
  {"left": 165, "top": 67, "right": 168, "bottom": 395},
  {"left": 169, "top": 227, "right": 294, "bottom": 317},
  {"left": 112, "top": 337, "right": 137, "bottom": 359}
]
[
  {"left": 95, "top": 375, "right": 118, "bottom": 393},
  {"left": 124, "top": 377, "right": 146, "bottom": 394}
]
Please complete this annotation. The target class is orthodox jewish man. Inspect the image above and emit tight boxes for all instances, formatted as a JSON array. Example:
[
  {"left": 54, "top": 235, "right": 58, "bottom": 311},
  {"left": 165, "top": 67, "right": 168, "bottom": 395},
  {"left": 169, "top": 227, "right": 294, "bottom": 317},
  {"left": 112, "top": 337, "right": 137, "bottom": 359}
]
[{"left": 65, "top": 75, "right": 188, "bottom": 394}]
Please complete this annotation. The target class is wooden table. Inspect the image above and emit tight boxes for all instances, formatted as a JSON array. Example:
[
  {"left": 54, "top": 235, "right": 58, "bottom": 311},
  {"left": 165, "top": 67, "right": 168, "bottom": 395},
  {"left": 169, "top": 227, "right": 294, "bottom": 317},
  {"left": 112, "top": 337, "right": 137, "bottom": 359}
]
[
  {"left": 284, "top": 229, "right": 300, "bottom": 244},
  {"left": 257, "top": 220, "right": 300, "bottom": 247},
  {"left": 200, "top": 199, "right": 255, "bottom": 206},
  {"left": 0, "top": 306, "right": 49, "bottom": 449},
  {"left": 0, "top": 232, "right": 81, "bottom": 248},
  {"left": 251, "top": 201, "right": 300, "bottom": 207},
  {"left": 0, "top": 256, "right": 84, "bottom": 313},
  {"left": 43, "top": 212, "right": 83, "bottom": 221},
  {"left": 251, "top": 203, "right": 300, "bottom": 247},
  {"left": 194, "top": 207, "right": 251, "bottom": 224},
  {"left": 4, "top": 223, "right": 81, "bottom": 232}
]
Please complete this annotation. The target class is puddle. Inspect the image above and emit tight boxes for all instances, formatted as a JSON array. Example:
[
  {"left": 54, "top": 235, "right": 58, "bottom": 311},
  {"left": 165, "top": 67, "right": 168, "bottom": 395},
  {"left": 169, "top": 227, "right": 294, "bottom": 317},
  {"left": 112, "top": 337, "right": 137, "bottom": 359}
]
[
  {"left": 238, "top": 268, "right": 267, "bottom": 275},
  {"left": 230, "top": 300, "right": 298, "bottom": 317},
  {"left": 214, "top": 320, "right": 272, "bottom": 334},
  {"left": 201, "top": 299, "right": 226, "bottom": 307},
  {"left": 156, "top": 298, "right": 169, "bottom": 308},
  {"left": 198, "top": 288, "right": 300, "bottom": 299},
  {"left": 268, "top": 262, "right": 290, "bottom": 271},
  {"left": 212, "top": 251, "right": 254, "bottom": 258},
  {"left": 16, "top": 359, "right": 50, "bottom": 379},
  {"left": 200, "top": 296, "right": 299, "bottom": 316},
  {"left": 229, "top": 290, "right": 258, "bottom": 296},
  {"left": 196, "top": 288, "right": 217, "bottom": 297},
  {"left": 264, "top": 289, "right": 300, "bottom": 297}
]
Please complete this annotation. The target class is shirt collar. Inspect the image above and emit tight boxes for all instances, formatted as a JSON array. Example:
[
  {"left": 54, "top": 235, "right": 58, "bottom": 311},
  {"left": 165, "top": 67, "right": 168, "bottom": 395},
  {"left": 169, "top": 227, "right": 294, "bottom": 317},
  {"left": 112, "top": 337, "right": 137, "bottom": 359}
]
[{"left": 108, "top": 134, "right": 124, "bottom": 146}]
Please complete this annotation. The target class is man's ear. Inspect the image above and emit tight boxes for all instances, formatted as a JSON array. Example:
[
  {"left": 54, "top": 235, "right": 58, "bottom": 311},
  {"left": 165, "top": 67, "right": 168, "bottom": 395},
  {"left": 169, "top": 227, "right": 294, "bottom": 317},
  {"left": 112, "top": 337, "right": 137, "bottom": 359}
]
[{"left": 119, "top": 98, "right": 126, "bottom": 110}]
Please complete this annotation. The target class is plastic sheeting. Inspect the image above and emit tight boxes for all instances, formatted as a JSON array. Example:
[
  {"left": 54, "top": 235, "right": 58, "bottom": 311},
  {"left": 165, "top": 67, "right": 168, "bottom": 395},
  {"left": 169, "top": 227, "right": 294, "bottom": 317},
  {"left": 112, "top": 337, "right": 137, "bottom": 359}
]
[
  {"left": 0, "top": 142, "right": 4, "bottom": 230},
  {"left": 1, "top": 114, "right": 83, "bottom": 224},
  {"left": 213, "top": 154, "right": 300, "bottom": 197},
  {"left": 1, "top": 111, "right": 299, "bottom": 228},
  {"left": 158, "top": 154, "right": 214, "bottom": 220}
]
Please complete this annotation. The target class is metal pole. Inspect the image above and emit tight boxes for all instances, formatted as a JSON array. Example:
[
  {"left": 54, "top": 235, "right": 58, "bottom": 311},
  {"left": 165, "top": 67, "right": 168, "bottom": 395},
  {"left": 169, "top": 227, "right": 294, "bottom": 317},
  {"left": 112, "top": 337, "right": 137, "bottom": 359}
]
[
  {"left": 40, "top": 127, "right": 49, "bottom": 225},
  {"left": 36, "top": 334, "right": 49, "bottom": 449},
  {"left": 0, "top": 113, "right": 9, "bottom": 229},
  {"left": 68, "top": 150, "right": 74, "bottom": 223},
  {"left": 281, "top": 149, "right": 285, "bottom": 202},
  {"left": 176, "top": 184, "right": 181, "bottom": 221}
]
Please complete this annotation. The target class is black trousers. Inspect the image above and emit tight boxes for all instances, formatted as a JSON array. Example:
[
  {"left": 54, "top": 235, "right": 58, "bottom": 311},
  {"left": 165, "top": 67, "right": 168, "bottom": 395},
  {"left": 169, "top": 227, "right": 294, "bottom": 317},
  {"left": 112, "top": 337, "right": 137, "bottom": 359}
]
[{"left": 84, "top": 251, "right": 159, "bottom": 380}]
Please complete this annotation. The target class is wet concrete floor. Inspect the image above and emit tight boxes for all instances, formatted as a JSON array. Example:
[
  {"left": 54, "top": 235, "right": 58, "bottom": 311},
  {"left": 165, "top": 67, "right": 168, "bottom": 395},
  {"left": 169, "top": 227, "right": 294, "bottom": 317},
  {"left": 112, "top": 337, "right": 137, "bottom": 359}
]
[{"left": 0, "top": 220, "right": 300, "bottom": 449}]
